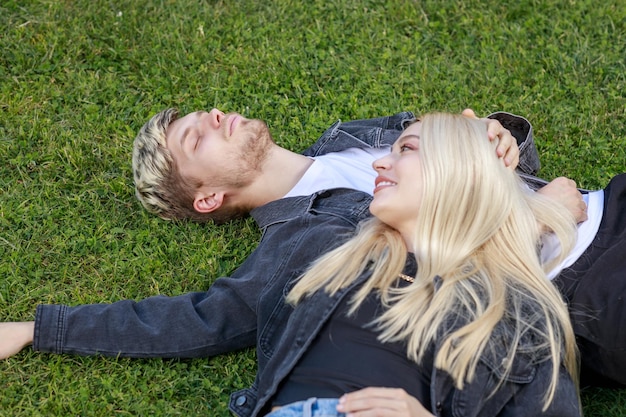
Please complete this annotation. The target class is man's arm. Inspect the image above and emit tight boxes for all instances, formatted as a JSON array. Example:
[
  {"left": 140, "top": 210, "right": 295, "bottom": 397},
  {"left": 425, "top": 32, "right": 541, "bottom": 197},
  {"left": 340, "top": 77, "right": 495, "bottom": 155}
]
[
  {"left": 2, "top": 190, "right": 371, "bottom": 361},
  {"left": 464, "top": 109, "right": 588, "bottom": 223},
  {"left": 4, "top": 223, "right": 292, "bottom": 358},
  {"left": 463, "top": 108, "right": 540, "bottom": 175},
  {"left": 0, "top": 322, "right": 34, "bottom": 359},
  {"left": 478, "top": 113, "right": 520, "bottom": 169},
  {"left": 537, "top": 176, "right": 588, "bottom": 223},
  {"left": 31, "top": 286, "right": 259, "bottom": 358}
]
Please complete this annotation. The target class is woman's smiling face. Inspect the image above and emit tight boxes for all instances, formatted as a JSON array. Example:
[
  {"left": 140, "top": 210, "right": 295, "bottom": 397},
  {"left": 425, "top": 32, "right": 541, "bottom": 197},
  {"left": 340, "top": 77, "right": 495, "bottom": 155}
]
[{"left": 369, "top": 121, "right": 424, "bottom": 250}]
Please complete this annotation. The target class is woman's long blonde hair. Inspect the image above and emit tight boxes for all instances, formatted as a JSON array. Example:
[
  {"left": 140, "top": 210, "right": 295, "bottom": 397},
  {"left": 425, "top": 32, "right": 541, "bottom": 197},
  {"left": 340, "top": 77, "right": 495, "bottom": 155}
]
[{"left": 287, "top": 113, "right": 578, "bottom": 409}]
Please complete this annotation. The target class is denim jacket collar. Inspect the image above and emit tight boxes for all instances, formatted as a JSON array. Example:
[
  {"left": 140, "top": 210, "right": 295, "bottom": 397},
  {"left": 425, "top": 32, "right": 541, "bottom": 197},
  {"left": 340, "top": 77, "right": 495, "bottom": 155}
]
[
  {"left": 251, "top": 193, "right": 316, "bottom": 230},
  {"left": 251, "top": 111, "right": 417, "bottom": 230}
]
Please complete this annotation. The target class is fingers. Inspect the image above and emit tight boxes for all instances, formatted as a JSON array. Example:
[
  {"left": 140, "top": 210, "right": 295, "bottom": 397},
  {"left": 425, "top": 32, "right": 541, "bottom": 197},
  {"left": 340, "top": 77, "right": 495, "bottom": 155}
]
[
  {"left": 579, "top": 200, "right": 589, "bottom": 223},
  {"left": 337, "top": 387, "right": 432, "bottom": 417},
  {"left": 462, "top": 108, "right": 478, "bottom": 119},
  {"left": 485, "top": 119, "right": 508, "bottom": 147},
  {"left": 565, "top": 177, "right": 588, "bottom": 222},
  {"left": 337, "top": 389, "right": 406, "bottom": 416},
  {"left": 461, "top": 108, "right": 519, "bottom": 169},
  {"left": 558, "top": 177, "right": 588, "bottom": 223},
  {"left": 574, "top": 189, "right": 589, "bottom": 223},
  {"left": 537, "top": 177, "right": 588, "bottom": 223},
  {"left": 493, "top": 133, "right": 518, "bottom": 167}
]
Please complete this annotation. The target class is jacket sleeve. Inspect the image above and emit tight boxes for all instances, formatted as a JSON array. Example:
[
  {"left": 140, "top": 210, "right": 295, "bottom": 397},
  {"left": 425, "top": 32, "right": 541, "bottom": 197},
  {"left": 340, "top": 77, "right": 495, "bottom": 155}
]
[
  {"left": 33, "top": 253, "right": 266, "bottom": 358},
  {"left": 487, "top": 111, "right": 541, "bottom": 176}
]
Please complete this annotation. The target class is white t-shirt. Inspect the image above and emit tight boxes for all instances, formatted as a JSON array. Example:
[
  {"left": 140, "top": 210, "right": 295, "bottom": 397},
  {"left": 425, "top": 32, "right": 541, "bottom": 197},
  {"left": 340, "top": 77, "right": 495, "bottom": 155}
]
[
  {"left": 283, "top": 147, "right": 388, "bottom": 198},
  {"left": 541, "top": 190, "right": 604, "bottom": 279}
]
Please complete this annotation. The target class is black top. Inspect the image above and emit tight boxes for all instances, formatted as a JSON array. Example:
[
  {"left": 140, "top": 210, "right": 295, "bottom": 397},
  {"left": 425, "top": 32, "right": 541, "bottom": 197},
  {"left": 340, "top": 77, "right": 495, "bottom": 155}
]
[{"left": 272, "top": 275, "right": 430, "bottom": 409}]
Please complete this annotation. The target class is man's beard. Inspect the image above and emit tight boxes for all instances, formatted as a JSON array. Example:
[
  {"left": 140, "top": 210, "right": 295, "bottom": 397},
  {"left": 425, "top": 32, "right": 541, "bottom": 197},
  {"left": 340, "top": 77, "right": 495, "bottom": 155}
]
[
  {"left": 220, "top": 118, "right": 274, "bottom": 189},
  {"left": 240, "top": 119, "right": 273, "bottom": 171}
]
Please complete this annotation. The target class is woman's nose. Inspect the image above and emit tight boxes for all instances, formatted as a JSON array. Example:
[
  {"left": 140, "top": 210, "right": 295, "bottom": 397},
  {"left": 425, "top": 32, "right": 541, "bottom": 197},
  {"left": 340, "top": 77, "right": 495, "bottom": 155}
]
[{"left": 373, "top": 155, "right": 391, "bottom": 171}]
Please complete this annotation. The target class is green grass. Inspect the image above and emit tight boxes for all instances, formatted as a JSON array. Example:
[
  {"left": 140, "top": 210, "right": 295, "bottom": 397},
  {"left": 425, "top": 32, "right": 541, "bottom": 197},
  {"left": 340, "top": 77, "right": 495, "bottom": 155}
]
[{"left": 0, "top": 0, "right": 624, "bottom": 415}]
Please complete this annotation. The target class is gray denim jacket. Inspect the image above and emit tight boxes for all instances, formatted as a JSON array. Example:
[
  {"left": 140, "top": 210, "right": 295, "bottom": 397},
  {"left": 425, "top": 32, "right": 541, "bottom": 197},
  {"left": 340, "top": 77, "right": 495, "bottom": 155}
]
[{"left": 34, "top": 111, "right": 570, "bottom": 416}]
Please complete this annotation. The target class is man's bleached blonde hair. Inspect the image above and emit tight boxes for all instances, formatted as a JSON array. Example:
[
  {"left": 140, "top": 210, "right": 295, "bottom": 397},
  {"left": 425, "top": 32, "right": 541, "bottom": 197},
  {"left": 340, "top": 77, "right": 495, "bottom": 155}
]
[
  {"left": 288, "top": 113, "right": 579, "bottom": 410},
  {"left": 132, "top": 108, "right": 244, "bottom": 223}
]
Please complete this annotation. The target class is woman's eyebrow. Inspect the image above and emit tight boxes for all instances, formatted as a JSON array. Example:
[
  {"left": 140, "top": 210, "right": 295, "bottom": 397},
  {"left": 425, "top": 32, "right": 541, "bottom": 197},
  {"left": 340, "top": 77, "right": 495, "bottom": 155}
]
[{"left": 396, "top": 134, "right": 420, "bottom": 146}]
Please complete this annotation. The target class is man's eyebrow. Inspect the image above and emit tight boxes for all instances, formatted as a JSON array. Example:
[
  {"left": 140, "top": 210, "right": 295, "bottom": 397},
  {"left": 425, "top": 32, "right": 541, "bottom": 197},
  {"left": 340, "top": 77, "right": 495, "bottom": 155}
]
[{"left": 180, "top": 126, "right": 191, "bottom": 147}]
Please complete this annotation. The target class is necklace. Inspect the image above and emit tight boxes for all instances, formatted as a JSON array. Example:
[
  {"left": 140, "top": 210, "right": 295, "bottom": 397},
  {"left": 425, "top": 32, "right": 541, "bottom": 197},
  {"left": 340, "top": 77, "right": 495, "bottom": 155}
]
[{"left": 398, "top": 273, "right": 415, "bottom": 283}]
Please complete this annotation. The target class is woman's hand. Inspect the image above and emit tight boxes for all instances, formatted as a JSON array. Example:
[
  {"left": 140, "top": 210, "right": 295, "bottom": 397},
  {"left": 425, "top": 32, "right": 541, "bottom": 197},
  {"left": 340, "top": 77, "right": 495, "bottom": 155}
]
[
  {"left": 462, "top": 108, "right": 520, "bottom": 169},
  {"left": 0, "top": 322, "right": 34, "bottom": 359},
  {"left": 336, "top": 387, "right": 434, "bottom": 417}
]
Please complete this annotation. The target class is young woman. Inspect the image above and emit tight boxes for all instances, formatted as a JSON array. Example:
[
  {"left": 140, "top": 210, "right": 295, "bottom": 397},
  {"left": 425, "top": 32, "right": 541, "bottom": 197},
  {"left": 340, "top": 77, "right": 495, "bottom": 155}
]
[{"left": 236, "top": 113, "right": 581, "bottom": 417}]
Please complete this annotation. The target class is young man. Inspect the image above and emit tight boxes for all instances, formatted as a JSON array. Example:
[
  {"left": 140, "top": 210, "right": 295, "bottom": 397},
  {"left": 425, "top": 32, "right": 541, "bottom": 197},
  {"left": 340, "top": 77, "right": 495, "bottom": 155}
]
[
  {"left": 0, "top": 108, "right": 592, "bottom": 398},
  {"left": 131, "top": 108, "right": 527, "bottom": 223}
]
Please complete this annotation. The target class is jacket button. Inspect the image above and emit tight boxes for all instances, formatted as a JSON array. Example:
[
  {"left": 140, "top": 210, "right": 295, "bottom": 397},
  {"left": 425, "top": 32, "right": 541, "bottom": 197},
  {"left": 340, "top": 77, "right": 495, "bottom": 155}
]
[{"left": 235, "top": 395, "right": 247, "bottom": 406}]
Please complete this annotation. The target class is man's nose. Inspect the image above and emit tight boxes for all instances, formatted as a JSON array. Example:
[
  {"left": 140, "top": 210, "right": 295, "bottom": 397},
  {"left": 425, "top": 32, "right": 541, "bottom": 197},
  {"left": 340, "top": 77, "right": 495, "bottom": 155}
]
[{"left": 208, "top": 108, "right": 225, "bottom": 128}]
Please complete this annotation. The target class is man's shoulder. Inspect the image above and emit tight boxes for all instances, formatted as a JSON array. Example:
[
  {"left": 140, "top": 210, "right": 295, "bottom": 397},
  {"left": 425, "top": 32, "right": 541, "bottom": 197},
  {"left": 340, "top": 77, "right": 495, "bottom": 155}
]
[{"left": 251, "top": 188, "right": 373, "bottom": 231}]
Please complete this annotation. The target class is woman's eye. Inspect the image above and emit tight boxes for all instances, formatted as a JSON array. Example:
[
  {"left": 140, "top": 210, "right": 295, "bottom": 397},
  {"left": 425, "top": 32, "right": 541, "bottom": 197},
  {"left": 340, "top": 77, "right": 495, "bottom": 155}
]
[{"left": 400, "top": 144, "right": 412, "bottom": 152}]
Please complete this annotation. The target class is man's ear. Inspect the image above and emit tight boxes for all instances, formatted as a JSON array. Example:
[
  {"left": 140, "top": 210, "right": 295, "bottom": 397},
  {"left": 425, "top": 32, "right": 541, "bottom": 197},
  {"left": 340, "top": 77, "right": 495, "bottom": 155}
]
[{"left": 193, "top": 191, "right": 224, "bottom": 214}]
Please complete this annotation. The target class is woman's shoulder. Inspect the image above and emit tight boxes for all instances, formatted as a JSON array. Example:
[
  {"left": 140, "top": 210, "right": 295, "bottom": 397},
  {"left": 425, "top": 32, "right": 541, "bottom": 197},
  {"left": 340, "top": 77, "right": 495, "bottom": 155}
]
[{"left": 438, "top": 284, "right": 553, "bottom": 378}]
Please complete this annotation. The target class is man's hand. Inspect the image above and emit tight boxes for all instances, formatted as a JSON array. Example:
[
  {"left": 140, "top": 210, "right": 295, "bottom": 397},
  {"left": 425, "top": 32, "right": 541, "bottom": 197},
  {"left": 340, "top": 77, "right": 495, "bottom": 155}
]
[
  {"left": 336, "top": 387, "right": 433, "bottom": 417},
  {"left": 0, "top": 322, "right": 35, "bottom": 359},
  {"left": 462, "top": 108, "right": 520, "bottom": 169},
  {"left": 537, "top": 177, "right": 588, "bottom": 223}
]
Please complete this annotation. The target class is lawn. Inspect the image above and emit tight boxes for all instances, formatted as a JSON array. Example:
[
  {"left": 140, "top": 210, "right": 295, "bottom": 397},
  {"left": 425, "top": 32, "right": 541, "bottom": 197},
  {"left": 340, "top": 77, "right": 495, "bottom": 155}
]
[{"left": 1, "top": 0, "right": 625, "bottom": 415}]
